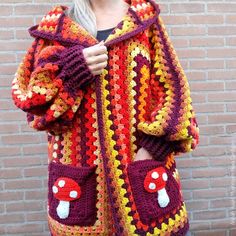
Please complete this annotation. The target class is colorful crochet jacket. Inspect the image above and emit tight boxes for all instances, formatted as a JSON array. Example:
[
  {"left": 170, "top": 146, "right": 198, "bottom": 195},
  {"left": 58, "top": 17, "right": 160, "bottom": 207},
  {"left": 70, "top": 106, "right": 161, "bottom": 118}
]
[{"left": 12, "top": 0, "right": 199, "bottom": 235}]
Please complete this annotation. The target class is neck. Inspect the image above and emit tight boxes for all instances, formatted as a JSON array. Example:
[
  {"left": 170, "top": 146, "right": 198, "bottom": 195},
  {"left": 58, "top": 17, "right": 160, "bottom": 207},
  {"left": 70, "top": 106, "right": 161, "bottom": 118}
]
[{"left": 90, "top": 0, "right": 124, "bottom": 11}]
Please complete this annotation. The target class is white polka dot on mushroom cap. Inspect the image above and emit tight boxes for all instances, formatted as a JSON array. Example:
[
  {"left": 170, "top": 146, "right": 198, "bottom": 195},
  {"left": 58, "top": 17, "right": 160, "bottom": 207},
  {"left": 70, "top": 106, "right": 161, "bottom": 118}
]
[
  {"left": 151, "top": 171, "right": 159, "bottom": 179},
  {"left": 58, "top": 180, "right": 65, "bottom": 187},
  {"left": 52, "top": 186, "right": 58, "bottom": 194},
  {"left": 148, "top": 182, "right": 156, "bottom": 190},
  {"left": 162, "top": 173, "right": 168, "bottom": 181},
  {"left": 69, "top": 190, "right": 78, "bottom": 198},
  {"left": 52, "top": 152, "right": 57, "bottom": 158}
]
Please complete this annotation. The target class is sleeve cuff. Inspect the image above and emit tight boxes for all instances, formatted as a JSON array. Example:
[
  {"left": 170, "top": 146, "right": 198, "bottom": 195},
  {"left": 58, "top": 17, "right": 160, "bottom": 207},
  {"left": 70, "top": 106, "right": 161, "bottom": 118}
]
[
  {"left": 138, "top": 131, "right": 178, "bottom": 161},
  {"left": 58, "top": 45, "right": 96, "bottom": 92}
]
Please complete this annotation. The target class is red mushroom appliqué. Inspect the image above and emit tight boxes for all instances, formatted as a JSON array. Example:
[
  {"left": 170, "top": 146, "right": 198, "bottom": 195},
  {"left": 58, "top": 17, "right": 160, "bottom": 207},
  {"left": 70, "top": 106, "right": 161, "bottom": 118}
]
[
  {"left": 144, "top": 167, "right": 170, "bottom": 208},
  {"left": 52, "top": 177, "right": 81, "bottom": 219}
]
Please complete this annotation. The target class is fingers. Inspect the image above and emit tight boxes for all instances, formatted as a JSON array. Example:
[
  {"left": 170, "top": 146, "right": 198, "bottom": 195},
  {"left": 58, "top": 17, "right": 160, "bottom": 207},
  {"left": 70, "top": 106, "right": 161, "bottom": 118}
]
[
  {"left": 84, "top": 41, "right": 107, "bottom": 57},
  {"left": 88, "top": 60, "right": 108, "bottom": 72},
  {"left": 82, "top": 41, "right": 108, "bottom": 76},
  {"left": 86, "top": 53, "right": 108, "bottom": 65}
]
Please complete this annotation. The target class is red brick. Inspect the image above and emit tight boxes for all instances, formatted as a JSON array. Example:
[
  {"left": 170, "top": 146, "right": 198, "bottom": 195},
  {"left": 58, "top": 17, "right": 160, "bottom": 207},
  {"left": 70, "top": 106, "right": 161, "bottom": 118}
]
[
  {"left": 193, "top": 210, "right": 226, "bottom": 220},
  {"left": 192, "top": 168, "right": 228, "bottom": 178},
  {"left": 4, "top": 179, "right": 42, "bottom": 190},
  {"left": 0, "top": 147, "right": 21, "bottom": 157},
  {"left": 185, "top": 200, "right": 209, "bottom": 211},
  {"left": 0, "top": 41, "right": 31, "bottom": 52},
  {"left": 190, "top": 60, "right": 224, "bottom": 69},
  {"left": 162, "top": 15, "right": 188, "bottom": 25},
  {"left": 23, "top": 144, "right": 48, "bottom": 155},
  {"left": 170, "top": 4, "right": 204, "bottom": 13},
  {"left": 226, "top": 81, "right": 236, "bottom": 90},
  {"left": 193, "top": 188, "right": 227, "bottom": 199},
  {"left": 208, "top": 3, "right": 236, "bottom": 12},
  {"left": 200, "top": 125, "right": 224, "bottom": 135},
  {"left": 227, "top": 103, "right": 236, "bottom": 112},
  {"left": 181, "top": 179, "right": 209, "bottom": 189},
  {"left": 0, "top": 6, "right": 13, "bottom": 16},
  {"left": 209, "top": 156, "right": 234, "bottom": 166},
  {"left": 6, "top": 201, "right": 43, "bottom": 212},
  {"left": 192, "top": 146, "right": 227, "bottom": 157},
  {"left": 0, "top": 17, "right": 33, "bottom": 27},
  {"left": 208, "top": 26, "right": 236, "bottom": 35},
  {"left": 189, "top": 15, "right": 224, "bottom": 24},
  {"left": 190, "top": 37, "right": 224, "bottom": 47},
  {"left": 208, "top": 114, "right": 236, "bottom": 124},
  {"left": 0, "top": 192, "right": 24, "bottom": 201},
  {"left": 1, "top": 134, "right": 41, "bottom": 145},
  {"left": 6, "top": 224, "right": 44, "bottom": 234},
  {"left": 194, "top": 231, "right": 227, "bottom": 236},
  {"left": 185, "top": 71, "right": 205, "bottom": 81},
  {"left": 227, "top": 37, "right": 236, "bottom": 46},
  {"left": 0, "top": 124, "right": 19, "bottom": 133},
  {"left": 15, "top": 5, "right": 51, "bottom": 15},
  {"left": 0, "top": 169, "right": 22, "bottom": 179},
  {"left": 208, "top": 48, "right": 236, "bottom": 58},
  {"left": 25, "top": 190, "right": 47, "bottom": 200},
  {"left": 0, "top": 30, "right": 14, "bottom": 40},
  {"left": 230, "top": 229, "right": 236, "bottom": 236},
  {"left": 190, "top": 82, "right": 224, "bottom": 92},
  {"left": 176, "top": 158, "right": 208, "bottom": 168},
  {"left": 3, "top": 157, "right": 42, "bottom": 168},
  {"left": 208, "top": 70, "right": 236, "bottom": 80},
  {"left": 210, "top": 199, "right": 233, "bottom": 208},
  {"left": 26, "top": 212, "right": 47, "bottom": 222},
  {"left": 210, "top": 136, "right": 234, "bottom": 145},
  {"left": 24, "top": 166, "right": 47, "bottom": 177},
  {"left": 172, "top": 27, "right": 206, "bottom": 36},
  {"left": 190, "top": 222, "right": 210, "bottom": 231},
  {"left": 0, "top": 100, "right": 17, "bottom": 110},
  {"left": 0, "top": 214, "right": 24, "bottom": 224},
  {"left": 226, "top": 15, "right": 236, "bottom": 24},
  {"left": 226, "top": 125, "right": 236, "bottom": 134}
]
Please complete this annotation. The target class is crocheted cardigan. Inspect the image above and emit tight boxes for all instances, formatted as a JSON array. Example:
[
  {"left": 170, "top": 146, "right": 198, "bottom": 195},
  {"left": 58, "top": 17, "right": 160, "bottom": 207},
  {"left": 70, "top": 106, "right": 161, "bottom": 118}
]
[{"left": 11, "top": 0, "right": 199, "bottom": 235}]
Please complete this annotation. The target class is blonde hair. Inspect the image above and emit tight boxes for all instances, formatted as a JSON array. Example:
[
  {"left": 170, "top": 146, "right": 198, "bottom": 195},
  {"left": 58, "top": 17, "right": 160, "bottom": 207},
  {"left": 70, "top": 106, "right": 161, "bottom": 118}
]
[{"left": 67, "top": 0, "right": 97, "bottom": 37}]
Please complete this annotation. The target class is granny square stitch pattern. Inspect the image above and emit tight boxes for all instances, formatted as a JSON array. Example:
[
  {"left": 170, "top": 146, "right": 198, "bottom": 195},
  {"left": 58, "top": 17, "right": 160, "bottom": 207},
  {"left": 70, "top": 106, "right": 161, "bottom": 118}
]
[{"left": 11, "top": 0, "right": 199, "bottom": 235}]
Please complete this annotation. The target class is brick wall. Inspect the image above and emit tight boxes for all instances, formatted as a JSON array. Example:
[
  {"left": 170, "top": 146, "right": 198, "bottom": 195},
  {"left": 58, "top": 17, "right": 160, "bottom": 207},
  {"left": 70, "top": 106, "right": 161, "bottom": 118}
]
[{"left": 0, "top": 0, "right": 235, "bottom": 235}]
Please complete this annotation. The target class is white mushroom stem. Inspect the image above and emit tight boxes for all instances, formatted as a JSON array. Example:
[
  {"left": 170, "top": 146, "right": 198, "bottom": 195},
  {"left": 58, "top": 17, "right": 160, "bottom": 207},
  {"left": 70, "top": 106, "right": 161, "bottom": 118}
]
[
  {"left": 157, "top": 188, "right": 170, "bottom": 208},
  {"left": 56, "top": 200, "right": 70, "bottom": 219}
]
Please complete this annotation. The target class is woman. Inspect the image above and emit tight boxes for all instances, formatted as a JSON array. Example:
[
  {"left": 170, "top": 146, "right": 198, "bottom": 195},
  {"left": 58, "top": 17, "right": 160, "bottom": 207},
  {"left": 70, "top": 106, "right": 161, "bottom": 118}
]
[{"left": 11, "top": 0, "right": 199, "bottom": 235}]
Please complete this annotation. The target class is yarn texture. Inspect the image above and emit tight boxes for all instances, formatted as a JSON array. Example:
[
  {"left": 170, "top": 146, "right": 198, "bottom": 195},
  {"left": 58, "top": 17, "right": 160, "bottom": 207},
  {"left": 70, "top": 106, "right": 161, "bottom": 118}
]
[{"left": 11, "top": 0, "right": 199, "bottom": 235}]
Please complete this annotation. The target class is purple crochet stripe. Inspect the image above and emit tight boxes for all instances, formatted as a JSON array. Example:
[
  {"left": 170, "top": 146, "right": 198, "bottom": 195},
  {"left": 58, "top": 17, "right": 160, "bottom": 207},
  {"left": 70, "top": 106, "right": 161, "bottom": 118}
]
[
  {"left": 156, "top": 19, "right": 182, "bottom": 138},
  {"left": 105, "top": 11, "right": 157, "bottom": 48},
  {"left": 131, "top": 54, "right": 175, "bottom": 161},
  {"left": 95, "top": 71, "right": 124, "bottom": 235}
]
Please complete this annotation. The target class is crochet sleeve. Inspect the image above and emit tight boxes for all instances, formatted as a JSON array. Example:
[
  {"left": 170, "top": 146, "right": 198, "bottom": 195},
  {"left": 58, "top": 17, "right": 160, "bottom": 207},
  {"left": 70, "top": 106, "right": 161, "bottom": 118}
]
[
  {"left": 11, "top": 38, "right": 95, "bottom": 134},
  {"left": 137, "top": 15, "right": 200, "bottom": 160}
]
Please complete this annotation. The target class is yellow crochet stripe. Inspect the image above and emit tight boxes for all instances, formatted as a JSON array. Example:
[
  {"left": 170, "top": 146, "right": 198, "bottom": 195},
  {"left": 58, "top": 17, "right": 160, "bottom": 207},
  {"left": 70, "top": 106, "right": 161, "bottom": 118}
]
[
  {"left": 127, "top": 42, "right": 150, "bottom": 161},
  {"left": 106, "top": 14, "right": 137, "bottom": 43},
  {"left": 100, "top": 66, "right": 138, "bottom": 235},
  {"left": 48, "top": 101, "right": 108, "bottom": 234},
  {"left": 127, "top": 46, "right": 138, "bottom": 160},
  {"left": 137, "top": 15, "right": 195, "bottom": 150},
  {"left": 60, "top": 131, "right": 72, "bottom": 164},
  {"left": 137, "top": 26, "right": 175, "bottom": 137},
  {"left": 146, "top": 203, "right": 188, "bottom": 236},
  {"left": 158, "top": 16, "right": 193, "bottom": 142}
]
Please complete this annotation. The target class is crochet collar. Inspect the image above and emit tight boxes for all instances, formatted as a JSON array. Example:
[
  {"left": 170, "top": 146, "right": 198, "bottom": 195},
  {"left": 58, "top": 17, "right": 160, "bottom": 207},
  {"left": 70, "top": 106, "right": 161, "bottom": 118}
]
[{"left": 28, "top": 0, "right": 160, "bottom": 47}]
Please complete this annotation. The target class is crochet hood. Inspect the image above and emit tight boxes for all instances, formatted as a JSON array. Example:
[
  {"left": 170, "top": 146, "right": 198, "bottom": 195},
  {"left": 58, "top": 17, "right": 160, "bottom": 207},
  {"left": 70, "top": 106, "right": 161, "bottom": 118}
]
[{"left": 28, "top": 0, "right": 160, "bottom": 47}]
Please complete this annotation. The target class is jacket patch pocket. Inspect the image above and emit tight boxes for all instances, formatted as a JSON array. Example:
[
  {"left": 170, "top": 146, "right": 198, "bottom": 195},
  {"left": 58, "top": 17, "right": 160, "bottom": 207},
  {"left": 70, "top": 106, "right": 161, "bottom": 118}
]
[
  {"left": 48, "top": 162, "right": 97, "bottom": 226},
  {"left": 127, "top": 159, "right": 182, "bottom": 225}
]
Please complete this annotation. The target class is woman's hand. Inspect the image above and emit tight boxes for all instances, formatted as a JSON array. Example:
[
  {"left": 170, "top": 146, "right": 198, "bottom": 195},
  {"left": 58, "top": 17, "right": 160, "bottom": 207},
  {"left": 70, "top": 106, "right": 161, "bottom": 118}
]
[
  {"left": 83, "top": 40, "right": 108, "bottom": 76},
  {"left": 133, "top": 147, "right": 153, "bottom": 162}
]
